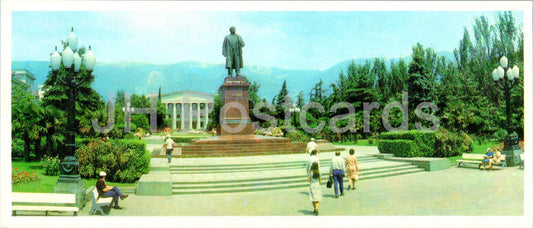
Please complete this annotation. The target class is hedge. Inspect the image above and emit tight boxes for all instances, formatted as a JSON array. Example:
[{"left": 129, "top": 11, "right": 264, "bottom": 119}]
[
  {"left": 379, "top": 129, "right": 473, "bottom": 158},
  {"left": 378, "top": 139, "right": 419, "bottom": 157},
  {"left": 286, "top": 130, "right": 310, "bottom": 142},
  {"left": 170, "top": 136, "right": 210, "bottom": 143},
  {"left": 76, "top": 138, "right": 150, "bottom": 183},
  {"left": 380, "top": 130, "right": 436, "bottom": 157}
]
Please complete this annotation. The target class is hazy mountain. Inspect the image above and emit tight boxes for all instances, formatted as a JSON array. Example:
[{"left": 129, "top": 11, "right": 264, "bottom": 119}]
[{"left": 11, "top": 51, "right": 455, "bottom": 102}]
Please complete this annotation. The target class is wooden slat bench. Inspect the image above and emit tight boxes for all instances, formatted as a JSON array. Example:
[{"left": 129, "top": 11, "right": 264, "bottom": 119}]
[
  {"left": 89, "top": 187, "right": 114, "bottom": 216},
  {"left": 12, "top": 192, "right": 79, "bottom": 216},
  {"left": 457, "top": 153, "right": 506, "bottom": 169}
]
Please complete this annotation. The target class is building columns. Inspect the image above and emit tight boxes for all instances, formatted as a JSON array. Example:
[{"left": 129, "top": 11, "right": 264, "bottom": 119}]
[
  {"left": 196, "top": 103, "right": 201, "bottom": 129},
  {"left": 172, "top": 103, "right": 177, "bottom": 130},
  {"left": 189, "top": 103, "right": 193, "bottom": 130},
  {"left": 204, "top": 103, "right": 209, "bottom": 129}
]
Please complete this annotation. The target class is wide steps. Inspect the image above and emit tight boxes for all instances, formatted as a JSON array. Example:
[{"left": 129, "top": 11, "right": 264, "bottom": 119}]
[
  {"left": 169, "top": 156, "right": 379, "bottom": 174},
  {"left": 170, "top": 159, "right": 424, "bottom": 194}
]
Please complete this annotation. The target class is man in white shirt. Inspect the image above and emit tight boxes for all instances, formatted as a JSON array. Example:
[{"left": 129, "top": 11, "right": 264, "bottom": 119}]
[
  {"left": 164, "top": 136, "right": 176, "bottom": 163},
  {"left": 306, "top": 138, "right": 319, "bottom": 155},
  {"left": 329, "top": 151, "right": 345, "bottom": 198}
]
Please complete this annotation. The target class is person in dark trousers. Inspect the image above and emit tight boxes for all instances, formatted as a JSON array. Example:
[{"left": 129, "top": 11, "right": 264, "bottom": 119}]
[
  {"left": 164, "top": 136, "right": 176, "bottom": 163},
  {"left": 96, "top": 171, "right": 128, "bottom": 209},
  {"left": 329, "top": 151, "right": 345, "bottom": 198}
]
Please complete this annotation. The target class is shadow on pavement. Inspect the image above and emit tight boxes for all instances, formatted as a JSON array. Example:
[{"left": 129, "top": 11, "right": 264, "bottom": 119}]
[{"left": 298, "top": 209, "right": 314, "bottom": 215}]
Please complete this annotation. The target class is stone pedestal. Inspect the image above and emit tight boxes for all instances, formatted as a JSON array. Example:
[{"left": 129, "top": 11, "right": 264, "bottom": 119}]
[
  {"left": 502, "top": 134, "right": 524, "bottom": 167},
  {"left": 54, "top": 176, "right": 86, "bottom": 209},
  {"left": 219, "top": 76, "right": 254, "bottom": 135},
  {"left": 502, "top": 145, "right": 523, "bottom": 167}
]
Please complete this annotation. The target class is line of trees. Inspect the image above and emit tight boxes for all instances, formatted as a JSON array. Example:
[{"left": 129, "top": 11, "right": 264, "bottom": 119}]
[{"left": 246, "top": 11, "right": 523, "bottom": 142}]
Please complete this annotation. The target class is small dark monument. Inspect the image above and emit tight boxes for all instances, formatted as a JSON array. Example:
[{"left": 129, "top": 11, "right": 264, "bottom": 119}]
[{"left": 181, "top": 27, "right": 305, "bottom": 156}]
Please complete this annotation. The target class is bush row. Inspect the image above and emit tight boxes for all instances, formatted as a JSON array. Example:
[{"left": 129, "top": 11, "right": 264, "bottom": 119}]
[
  {"left": 378, "top": 129, "right": 473, "bottom": 158},
  {"left": 286, "top": 131, "right": 310, "bottom": 142},
  {"left": 380, "top": 130, "right": 436, "bottom": 157},
  {"left": 170, "top": 136, "right": 210, "bottom": 143},
  {"left": 378, "top": 140, "right": 419, "bottom": 157},
  {"left": 76, "top": 138, "right": 150, "bottom": 183}
]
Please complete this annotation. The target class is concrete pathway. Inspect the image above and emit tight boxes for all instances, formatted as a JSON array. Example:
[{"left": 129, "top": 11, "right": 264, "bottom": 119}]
[{"left": 77, "top": 165, "right": 524, "bottom": 216}]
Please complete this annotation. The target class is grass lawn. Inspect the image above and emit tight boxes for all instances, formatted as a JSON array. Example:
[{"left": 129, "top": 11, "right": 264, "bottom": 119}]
[
  {"left": 333, "top": 139, "right": 377, "bottom": 147},
  {"left": 11, "top": 158, "right": 137, "bottom": 193}
]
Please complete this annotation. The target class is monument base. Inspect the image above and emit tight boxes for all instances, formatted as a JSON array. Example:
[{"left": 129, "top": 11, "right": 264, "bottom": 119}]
[
  {"left": 219, "top": 122, "right": 255, "bottom": 136},
  {"left": 54, "top": 176, "right": 86, "bottom": 209},
  {"left": 182, "top": 135, "right": 306, "bottom": 157}
]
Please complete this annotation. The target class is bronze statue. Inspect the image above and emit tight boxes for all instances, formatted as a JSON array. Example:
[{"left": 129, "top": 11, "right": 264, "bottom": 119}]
[{"left": 222, "top": 26, "right": 245, "bottom": 77}]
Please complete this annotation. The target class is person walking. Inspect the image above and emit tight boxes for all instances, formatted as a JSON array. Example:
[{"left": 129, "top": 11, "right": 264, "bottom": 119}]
[
  {"left": 306, "top": 138, "right": 319, "bottom": 155},
  {"left": 308, "top": 162, "right": 322, "bottom": 216},
  {"left": 164, "top": 136, "right": 176, "bottom": 163},
  {"left": 96, "top": 171, "right": 128, "bottom": 209},
  {"left": 345, "top": 149, "right": 359, "bottom": 190},
  {"left": 329, "top": 151, "right": 345, "bottom": 198}
]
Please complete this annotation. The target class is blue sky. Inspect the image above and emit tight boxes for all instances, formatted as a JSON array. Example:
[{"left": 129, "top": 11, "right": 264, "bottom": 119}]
[{"left": 11, "top": 10, "right": 524, "bottom": 70}]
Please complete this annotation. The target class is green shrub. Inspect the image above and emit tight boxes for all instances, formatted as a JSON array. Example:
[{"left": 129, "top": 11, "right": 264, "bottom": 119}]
[
  {"left": 492, "top": 128, "right": 508, "bottom": 141},
  {"left": 434, "top": 128, "right": 473, "bottom": 157},
  {"left": 379, "top": 130, "right": 435, "bottom": 157},
  {"left": 41, "top": 155, "right": 61, "bottom": 176},
  {"left": 12, "top": 139, "right": 25, "bottom": 158},
  {"left": 76, "top": 138, "right": 149, "bottom": 183},
  {"left": 286, "top": 130, "right": 310, "bottom": 142},
  {"left": 171, "top": 136, "right": 210, "bottom": 143},
  {"left": 379, "top": 139, "right": 418, "bottom": 157}
]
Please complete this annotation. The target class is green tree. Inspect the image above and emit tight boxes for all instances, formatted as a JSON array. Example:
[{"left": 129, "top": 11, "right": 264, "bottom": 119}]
[
  {"left": 407, "top": 43, "right": 440, "bottom": 129},
  {"left": 296, "top": 91, "right": 305, "bottom": 109},
  {"left": 12, "top": 83, "right": 44, "bottom": 161}
]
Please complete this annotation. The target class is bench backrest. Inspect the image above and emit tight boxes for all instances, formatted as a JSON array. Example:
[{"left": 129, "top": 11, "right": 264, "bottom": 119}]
[
  {"left": 12, "top": 193, "right": 76, "bottom": 205},
  {"left": 461, "top": 153, "right": 485, "bottom": 160}
]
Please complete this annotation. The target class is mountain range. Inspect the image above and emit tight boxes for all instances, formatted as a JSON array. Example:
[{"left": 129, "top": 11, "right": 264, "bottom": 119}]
[{"left": 12, "top": 51, "right": 454, "bottom": 102}]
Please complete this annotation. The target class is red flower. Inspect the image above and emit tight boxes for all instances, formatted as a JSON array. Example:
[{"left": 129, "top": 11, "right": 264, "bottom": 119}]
[{"left": 15, "top": 168, "right": 18, "bottom": 170}]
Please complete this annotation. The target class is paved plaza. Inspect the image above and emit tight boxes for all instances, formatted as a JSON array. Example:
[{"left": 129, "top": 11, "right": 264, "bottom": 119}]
[
  {"left": 77, "top": 152, "right": 524, "bottom": 216},
  {"left": 9, "top": 144, "right": 529, "bottom": 228}
]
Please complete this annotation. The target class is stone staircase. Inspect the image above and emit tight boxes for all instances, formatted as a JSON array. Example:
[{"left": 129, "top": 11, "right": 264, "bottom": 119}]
[
  {"left": 180, "top": 136, "right": 306, "bottom": 157},
  {"left": 170, "top": 155, "right": 424, "bottom": 194}
]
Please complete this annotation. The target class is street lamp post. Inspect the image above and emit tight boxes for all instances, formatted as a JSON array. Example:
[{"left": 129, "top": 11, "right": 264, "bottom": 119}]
[
  {"left": 50, "top": 27, "right": 96, "bottom": 208},
  {"left": 492, "top": 56, "right": 523, "bottom": 166}
]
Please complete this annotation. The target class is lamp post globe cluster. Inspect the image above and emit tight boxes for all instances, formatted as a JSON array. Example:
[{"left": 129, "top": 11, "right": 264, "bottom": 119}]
[
  {"left": 492, "top": 56, "right": 523, "bottom": 167},
  {"left": 49, "top": 27, "right": 96, "bottom": 207}
]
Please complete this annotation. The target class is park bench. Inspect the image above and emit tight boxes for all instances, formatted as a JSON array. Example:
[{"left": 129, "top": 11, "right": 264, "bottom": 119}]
[
  {"left": 457, "top": 153, "right": 506, "bottom": 169},
  {"left": 519, "top": 154, "right": 524, "bottom": 169},
  {"left": 89, "top": 187, "right": 114, "bottom": 216},
  {"left": 12, "top": 192, "right": 79, "bottom": 216}
]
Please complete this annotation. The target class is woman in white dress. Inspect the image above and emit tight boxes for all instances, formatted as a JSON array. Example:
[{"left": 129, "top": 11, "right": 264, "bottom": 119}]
[{"left": 308, "top": 162, "right": 322, "bottom": 216}]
